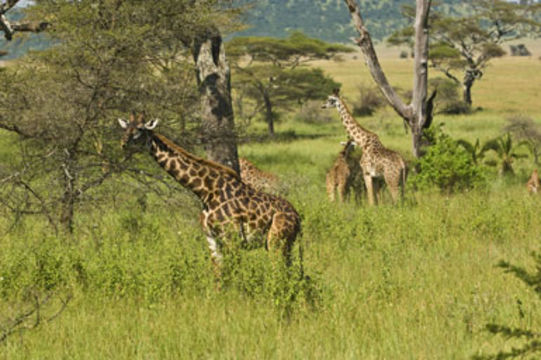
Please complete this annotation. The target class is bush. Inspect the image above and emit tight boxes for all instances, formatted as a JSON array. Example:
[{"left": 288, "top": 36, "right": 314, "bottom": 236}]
[
  {"left": 352, "top": 83, "right": 386, "bottom": 117},
  {"left": 429, "top": 77, "right": 470, "bottom": 115},
  {"left": 295, "top": 100, "right": 334, "bottom": 124},
  {"left": 412, "top": 126, "right": 486, "bottom": 193}
]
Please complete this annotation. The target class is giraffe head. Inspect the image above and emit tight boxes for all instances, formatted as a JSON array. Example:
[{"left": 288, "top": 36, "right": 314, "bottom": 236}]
[
  {"left": 117, "top": 112, "right": 159, "bottom": 148},
  {"left": 321, "top": 88, "right": 341, "bottom": 109}
]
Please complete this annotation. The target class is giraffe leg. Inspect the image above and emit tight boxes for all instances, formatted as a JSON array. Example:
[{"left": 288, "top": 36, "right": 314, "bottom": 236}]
[
  {"left": 384, "top": 171, "right": 401, "bottom": 204},
  {"left": 337, "top": 181, "right": 347, "bottom": 203},
  {"left": 326, "top": 174, "right": 336, "bottom": 202},
  {"left": 267, "top": 212, "right": 296, "bottom": 266},
  {"left": 364, "top": 174, "right": 376, "bottom": 206},
  {"left": 200, "top": 212, "right": 222, "bottom": 278}
]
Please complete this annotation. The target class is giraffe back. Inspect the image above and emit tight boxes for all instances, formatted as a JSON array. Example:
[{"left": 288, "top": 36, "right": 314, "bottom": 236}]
[{"left": 239, "top": 158, "right": 282, "bottom": 194}]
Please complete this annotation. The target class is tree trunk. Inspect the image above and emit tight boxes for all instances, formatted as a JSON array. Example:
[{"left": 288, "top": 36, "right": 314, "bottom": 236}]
[
  {"left": 463, "top": 80, "right": 473, "bottom": 106},
  {"left": 192, "top": 27, "right": 240, "bottom": 174},
  {"left": 344, "top": 0, "right": 433, "bottom": 158},
  {"left": 263, "top": 91, "right": 275, "bottom": 136}
]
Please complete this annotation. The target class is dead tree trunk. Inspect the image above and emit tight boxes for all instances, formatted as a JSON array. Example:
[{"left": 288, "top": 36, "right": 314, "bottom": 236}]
[
  {"left": 344, "top": 0, "right": 434, "bottom": 158},
  {"left": 192, "top": 27, "right": 240, "bottom": 174}
]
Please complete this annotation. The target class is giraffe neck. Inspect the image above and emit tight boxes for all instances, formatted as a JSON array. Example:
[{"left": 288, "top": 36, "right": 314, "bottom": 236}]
[
  {"left": 147, "top": 132, "right": 239, "bottom": 202},
  {"left": 336, "top": 98, "right": 374, "bottom": 147}
]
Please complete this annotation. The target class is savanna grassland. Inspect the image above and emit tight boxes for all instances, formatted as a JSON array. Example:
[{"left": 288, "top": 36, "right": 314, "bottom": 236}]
[{"left": 2, "top": 48, "right": 541, "bottom": 359}]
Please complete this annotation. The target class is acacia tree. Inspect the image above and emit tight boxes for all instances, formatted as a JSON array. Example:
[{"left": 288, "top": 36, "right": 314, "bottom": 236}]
[
  {"left": 389, "top": 0, "right": 541, "bottom": 106},
  {"left": 0, "top": 0, "right": 242, "bottom": 174},
  {"left": 227, "top": 31, "right": 350, "bottom": 136},
  {"left": 0, "top": 0, "right": 229, "bottom": 232},
  {"left": 343, "top": 0, "right": 435, "bottom": 158}
]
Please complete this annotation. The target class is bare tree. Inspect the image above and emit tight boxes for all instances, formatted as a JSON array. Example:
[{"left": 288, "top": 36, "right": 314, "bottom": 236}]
[
  {"left": 344, "top": 0, "right": 436, "bottom": 158},
  {"left": 192, "top": 26, "right": 240, "bottom": 174}
]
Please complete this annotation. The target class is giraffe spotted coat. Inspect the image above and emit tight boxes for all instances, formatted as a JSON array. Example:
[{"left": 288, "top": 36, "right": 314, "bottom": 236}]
[{"left": 118, "top": 114, "right": 301, "bottom": 269}]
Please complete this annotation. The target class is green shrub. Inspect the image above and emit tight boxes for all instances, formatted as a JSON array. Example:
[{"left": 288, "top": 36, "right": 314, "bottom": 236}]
[
  {"left": 412, "top": 126, "right": 487, "bottom": 192},
  {"left": 295, "top": 100, "right": 334, "bottom": 124},
  {"left": 352, "top": 83, "right": 386, "bottom": 117}
]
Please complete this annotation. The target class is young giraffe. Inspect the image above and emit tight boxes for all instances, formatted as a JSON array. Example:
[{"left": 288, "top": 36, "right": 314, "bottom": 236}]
[
  {"left": 526, "top": 169, "right": 539, "bottom": 194},
  {"left": 239, "top": 157, "right": 281, "bottom": 195},
  {"left": 118, "top": 113, "right": 301, "bottom": 270},
  {"left": 326, "top": 139, "right": 358, "bottom": 202},
  {"left": 322, "top": 89, "right": 407, "bottom": 205}
]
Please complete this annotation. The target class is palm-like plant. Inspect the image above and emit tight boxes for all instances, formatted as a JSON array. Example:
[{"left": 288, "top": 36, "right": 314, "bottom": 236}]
[
  {"left": 456, "top": 138, "right": 487, "bottom": 165},
  {"left": 482, "top": 133, "right": 528, "bottom": 175}
]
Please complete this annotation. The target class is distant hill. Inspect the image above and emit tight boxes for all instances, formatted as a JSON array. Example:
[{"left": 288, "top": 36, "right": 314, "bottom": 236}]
[
  {"left": 235, "top": 0, "right": 468, "bottom": 43},
  {"left": 1, "top": 1, "right": 470, "bottom": 59}
]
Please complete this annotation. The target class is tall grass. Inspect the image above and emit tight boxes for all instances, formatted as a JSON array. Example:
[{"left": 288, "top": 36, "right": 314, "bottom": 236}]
[{"left": 2, "top": 55, "right": 541, "bottom": 359}]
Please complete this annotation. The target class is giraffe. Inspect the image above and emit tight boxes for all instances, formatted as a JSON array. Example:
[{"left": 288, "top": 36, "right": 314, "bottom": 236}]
[
  {"left": 326, "top": 139, "right": 363, "bottom": 203},
  {"left": 239, "top": 157, "right": 282, "bottom": 195},
  {"left": 527, "top": 169, "right": 539, "bottom": 194},
  {"left": 118, "top": 113, "right": 301, "bottom": 271},
  {"left": 322, "top": 89, "right": 407, "bottom": 205}
]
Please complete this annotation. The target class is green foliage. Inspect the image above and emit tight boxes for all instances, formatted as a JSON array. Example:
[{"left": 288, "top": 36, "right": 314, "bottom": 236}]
[
  {"left": 412, "top": 126, "right": 487, "bottom": 193},
  {"left": 0, "top": 0, "right": 226, "bottom": 231},
  {"left": 352, "top": 83, "right": 386, "bottom": 117},
  {"left": 228, "top": 32, "right": 343, "bottom": 134},
  {"left": 457, "top": 138, "right": 487, "bottom": 165},
  {"left": 227, "top": 31, "right": 353, "bottom": 65},
  {"left": 504, "top": 115, "right": 541, "bottom": 165},
  {"left": 482, "top": 133, "right": 528, "bottom": 176},
  {"left": 474, "top": 253, "right": 541, "bottom": 359},
  {"left": 294, "top": 100, "right": 334, "bottom": 124},
  {"left": 429, "top": 77, "right": 470, "bottom": 115}
]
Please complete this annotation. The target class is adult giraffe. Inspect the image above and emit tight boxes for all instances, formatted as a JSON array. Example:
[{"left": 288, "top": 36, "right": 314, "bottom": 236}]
[
  {"left": 118, "top": 113, "right": 300, "bottom": 271},
  {"left": 322, "top": 89, "right": 407, "bottom": 205}
]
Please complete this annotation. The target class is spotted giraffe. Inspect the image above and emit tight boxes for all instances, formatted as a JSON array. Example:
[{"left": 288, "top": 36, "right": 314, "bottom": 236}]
[
  {"left": 118, "top": 113, "right": 301, "bottom": 270},
  {"left": 322, "top": 89, "right": 407, "bottom": 205},
  {"left": 326, "top": 139, "right": 362, "bottom": 202},
  {"left": 239, "top": 157, "right": 281, "bottom": 195},
  {"left": 527, "top": 169, "right": 539, "bottom": 194}
]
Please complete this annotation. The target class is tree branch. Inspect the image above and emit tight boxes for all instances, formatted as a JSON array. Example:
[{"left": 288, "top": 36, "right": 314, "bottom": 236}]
[{"left": 343, "top": 0, "right": 412, "bottom": 121}]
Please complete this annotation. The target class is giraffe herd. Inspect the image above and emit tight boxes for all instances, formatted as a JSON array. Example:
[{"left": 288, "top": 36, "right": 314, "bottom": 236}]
[{"left": 118, "top": 89, "right": 538, "bottom": 272}]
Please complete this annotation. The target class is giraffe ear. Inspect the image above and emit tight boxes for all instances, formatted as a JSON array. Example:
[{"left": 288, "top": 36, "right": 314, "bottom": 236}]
[
  {"left": 118, "top": 118, "right": 128, "bottom": 129},
  {"left": 144, "top": 119, "right": 159, "bottom": 130}
]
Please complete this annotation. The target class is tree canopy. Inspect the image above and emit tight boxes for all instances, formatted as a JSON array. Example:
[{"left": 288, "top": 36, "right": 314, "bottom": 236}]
[
  {"left": 227, "top": 31, "right": 350, "bottom": 135},
  {"left": 0, "top": 0, "right": 237, "bottom": 232}
]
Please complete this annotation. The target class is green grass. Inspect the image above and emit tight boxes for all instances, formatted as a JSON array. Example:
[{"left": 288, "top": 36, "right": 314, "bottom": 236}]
[{"left": 2, "top": 54, "right": 541, "bottom": 359}]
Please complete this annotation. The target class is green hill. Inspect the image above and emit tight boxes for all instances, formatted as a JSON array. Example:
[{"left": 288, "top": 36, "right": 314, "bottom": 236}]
[
  {"left": 1, "top": 1, "right": 469, "bottom": 59},
  {"left": 235, "top": 0, "right": 467, "bottom": 42}
]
